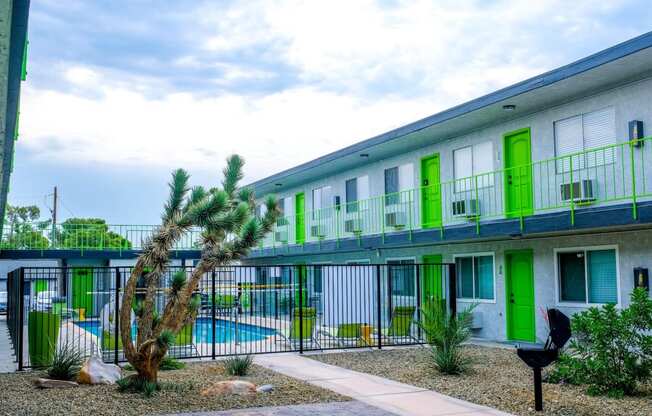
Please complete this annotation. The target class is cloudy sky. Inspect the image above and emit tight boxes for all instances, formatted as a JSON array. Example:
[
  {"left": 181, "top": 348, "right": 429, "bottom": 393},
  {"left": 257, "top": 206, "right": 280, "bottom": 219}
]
[{"left": 11, "top": 0, "right": 652, "bottom": 224}]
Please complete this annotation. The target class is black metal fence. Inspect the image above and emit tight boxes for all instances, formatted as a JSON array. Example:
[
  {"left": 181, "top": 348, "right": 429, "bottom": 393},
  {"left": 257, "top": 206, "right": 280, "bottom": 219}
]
[{"left": 6, "top": 263, "right": 456, "bottom": 369}]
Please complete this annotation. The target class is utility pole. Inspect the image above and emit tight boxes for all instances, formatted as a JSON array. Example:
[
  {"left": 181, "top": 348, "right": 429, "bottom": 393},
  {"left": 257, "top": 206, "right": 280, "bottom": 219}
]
[{"left": 52, "top": 186, "right": 58, "bottom": 225}]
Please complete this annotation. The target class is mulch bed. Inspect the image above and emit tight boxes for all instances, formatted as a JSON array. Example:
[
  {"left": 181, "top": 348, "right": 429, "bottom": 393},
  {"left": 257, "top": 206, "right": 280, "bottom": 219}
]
[
  {"left": 309, "top": 346, "right": 652, "bottom": 416},
  {"left": 0, "top": 362, "right": 348, "bottom": 416}
]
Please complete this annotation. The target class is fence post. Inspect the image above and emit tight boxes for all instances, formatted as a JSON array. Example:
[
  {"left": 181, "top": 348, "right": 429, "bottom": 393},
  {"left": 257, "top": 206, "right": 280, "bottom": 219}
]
[
  {"left": 448, "top": 263, "right": 457, "bottom": 317},
  {"left": 629, "top": 141, "right": 638, "bottom": 219},
  {"left": 211, "top": 269, "right": 216, "bottom": 360},
  {"left": 114, "top": 268, "right": 121, "bottom": 365},
  {"left": 376, "top": 264, "right": 382, "bottom": 350},
  {"left": 17, "top": 268, "right": 25, "bottom": 371},
  {"left": 298, "top": 266, "right": 304, "bottom": 354}
]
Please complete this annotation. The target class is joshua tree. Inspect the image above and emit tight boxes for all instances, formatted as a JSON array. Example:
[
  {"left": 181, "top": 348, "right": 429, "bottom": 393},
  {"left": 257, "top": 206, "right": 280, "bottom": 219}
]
[{"left": 119, "top": 155, "right": 279, "bottom": 384}]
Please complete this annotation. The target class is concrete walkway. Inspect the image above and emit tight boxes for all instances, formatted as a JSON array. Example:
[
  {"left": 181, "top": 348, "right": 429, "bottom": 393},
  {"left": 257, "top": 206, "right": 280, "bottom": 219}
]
[
  {"left": 0, "top": 316, "right": 16, "bottom": 373},
  {"left": 255, "top": 353, "right": 512, "bottom": 416}
]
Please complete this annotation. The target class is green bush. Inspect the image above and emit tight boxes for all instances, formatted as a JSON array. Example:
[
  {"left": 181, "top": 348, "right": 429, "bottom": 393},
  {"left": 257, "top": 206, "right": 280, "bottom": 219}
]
[
  {"left": 548, "top": 288, "right": 652, "bottom": 397},
  {"left": 417, "top": 301, "right": 476, "bottom": 375},
  {"left": 159, "top": 356, "right": 185, "bottom": 371},
  {"left": 116, "top": 375, "right": 160, "bottom": 398},
  {"left": 47, "top": 341, "right": 83, "bottom": 381},
  {"left": 224, "top": 355, "right": 254, "bottom": 376}
]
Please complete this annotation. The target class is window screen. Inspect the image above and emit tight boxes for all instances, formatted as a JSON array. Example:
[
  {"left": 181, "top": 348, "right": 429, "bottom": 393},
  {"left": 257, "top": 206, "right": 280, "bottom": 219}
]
[
  {"left": 558, "top": 248, "right": 617, "bottom": 304},
  {"left": 555, "top": 108, "right": 616, "bottom": 172},
  {"left": 454, "top": 146, "right": 473, "bottom": 192},
  {"left": 456, "top": 255, "right": 494, "bottom": 300},
  {"left": 385, "top": 167, "right": 399, "bottom": 205},
  {"left": 587, "top": 250, "right": 617, "bottom": 304},
  {"left": 346, "top": 178, "right": 358, "bottom": 213},
  {"left": 388, "top": 259, "right": 415, "bottom": 296},
  {"left": 473, "top": 141, "right": 494, "bottom": 188}
]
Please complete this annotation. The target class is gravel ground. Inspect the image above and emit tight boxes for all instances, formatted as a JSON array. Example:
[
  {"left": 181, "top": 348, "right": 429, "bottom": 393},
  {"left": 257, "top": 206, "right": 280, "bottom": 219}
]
[
  {"left": 0, "top": 362, "right": 348, "bottom": 416},
  {"left": 310, "top": 346, "right": 652, "bottom": 416}
]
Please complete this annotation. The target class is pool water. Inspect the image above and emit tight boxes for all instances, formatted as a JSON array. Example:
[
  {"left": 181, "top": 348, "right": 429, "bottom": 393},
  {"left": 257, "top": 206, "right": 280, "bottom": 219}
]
[{"left": 75, "top": 317, "right": 276, "bottom": 343}]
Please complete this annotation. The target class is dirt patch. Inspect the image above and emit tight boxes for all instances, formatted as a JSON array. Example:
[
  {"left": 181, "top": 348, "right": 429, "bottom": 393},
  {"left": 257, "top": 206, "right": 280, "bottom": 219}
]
[{"left": 0, "top": 362, "right": 348, "bottom": 416}]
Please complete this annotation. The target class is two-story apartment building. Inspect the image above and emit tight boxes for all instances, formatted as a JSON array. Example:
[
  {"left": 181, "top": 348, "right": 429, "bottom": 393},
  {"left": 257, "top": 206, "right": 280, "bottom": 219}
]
[{"left": 244, "top": 32, "right": 652, "bottom": 343}]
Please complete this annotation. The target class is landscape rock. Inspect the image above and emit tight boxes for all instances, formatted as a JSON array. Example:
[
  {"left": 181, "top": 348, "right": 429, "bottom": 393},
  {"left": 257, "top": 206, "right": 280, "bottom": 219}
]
[
  {"left": 256, "top": 384, "right": 274, "bottom": 393},
  {"left": 77, "top": 355, "right": 122, "bottom": 385},
  {"left": 33, "top": 378, "right": 79, "bottom": 389},
  {"left": 200, "top": 380, "right": 257, "bottom": 396}
]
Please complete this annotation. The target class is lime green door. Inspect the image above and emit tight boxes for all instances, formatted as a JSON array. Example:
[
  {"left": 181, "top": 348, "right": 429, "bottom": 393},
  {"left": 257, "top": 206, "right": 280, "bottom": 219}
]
[
  {"left": 505, "top": 250, "right": 535, "bottom": 342},
  {"left": 295, "top": 192, "right": 305, "bottom": 244},
  {"left": 422, "top": 254, "right": 443, "bottom": 306},
  {"left": 504, "top": 128, "right": 533, "bottom": 218},
  {"left": 71, "top": 268, "right": 94, "bottom": 314},
  {"left": 421, "top": 154, "right": 442, "bottom": 228}
]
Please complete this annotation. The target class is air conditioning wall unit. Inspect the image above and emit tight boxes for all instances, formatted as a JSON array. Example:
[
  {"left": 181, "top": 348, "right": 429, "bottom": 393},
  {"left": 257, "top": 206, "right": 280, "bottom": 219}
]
[
  {"left": 310, "top": 225, "right": 325, "bottom": 238},
  {"left": 274, "top": 230, "right": 288, "bottom": 243},
  {"left": 452, "top": 198, "right": 479, "bottom": 219},
  {"left": 385, "top": 212, "right": 407, "bottom": 228},
  {"left": 344, "top": 218, "right": 363, "bottom": 234},
  {"left": 560, "top": 179, "right": 595, "bottom": 203}
]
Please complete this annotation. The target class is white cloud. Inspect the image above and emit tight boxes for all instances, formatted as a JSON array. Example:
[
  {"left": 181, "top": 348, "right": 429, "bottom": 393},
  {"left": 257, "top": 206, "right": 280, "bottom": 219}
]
[{"left": 22, "top": 0, "right": 641, "bottom": 188}]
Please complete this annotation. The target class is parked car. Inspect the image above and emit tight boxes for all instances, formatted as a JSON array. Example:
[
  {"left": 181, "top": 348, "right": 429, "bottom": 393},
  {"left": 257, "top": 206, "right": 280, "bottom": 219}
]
[{"left": 0, "top": 291, "right": 7, "bottom": 313}]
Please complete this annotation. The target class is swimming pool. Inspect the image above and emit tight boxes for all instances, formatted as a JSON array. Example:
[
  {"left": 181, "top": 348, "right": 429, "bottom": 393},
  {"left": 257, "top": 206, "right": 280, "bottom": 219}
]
[{"left": 75, "top": 317, "right": 277, "bottom": 344}]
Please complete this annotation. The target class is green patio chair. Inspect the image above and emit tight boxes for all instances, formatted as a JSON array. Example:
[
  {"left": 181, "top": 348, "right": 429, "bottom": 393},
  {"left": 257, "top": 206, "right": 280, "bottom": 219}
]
[
  {"left": 378, "top": 306, "right": 418, "bottom": 344},
  {"left": 319, "top": 323, "right": 370, "bottom": 348},
  {"left": 279, "top": 307, "right": 320, "bottom": 349}
]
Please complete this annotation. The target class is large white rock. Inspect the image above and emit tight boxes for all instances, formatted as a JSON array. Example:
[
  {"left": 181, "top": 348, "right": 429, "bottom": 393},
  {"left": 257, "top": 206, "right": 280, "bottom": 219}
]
[
  {"left": 77, "top": 355, "right": 122, "bottom": 385},
  {"left": 200, "top": 380, "right": 257, "bottom": 396}
]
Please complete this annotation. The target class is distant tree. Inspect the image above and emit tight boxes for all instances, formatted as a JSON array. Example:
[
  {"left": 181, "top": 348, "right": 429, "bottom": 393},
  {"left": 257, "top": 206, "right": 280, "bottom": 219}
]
[
  {"left": 3, "top": 204, "right": 51, "bottom": 249},
  {"left": 58, "top": 218, "right": 132, "bottom": 249}
]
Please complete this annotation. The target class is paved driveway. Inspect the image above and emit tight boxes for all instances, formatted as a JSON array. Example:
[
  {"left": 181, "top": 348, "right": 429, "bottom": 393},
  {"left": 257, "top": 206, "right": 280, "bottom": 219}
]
[{"left": 165, "top": 401, "right": 396, "bottom": 416}]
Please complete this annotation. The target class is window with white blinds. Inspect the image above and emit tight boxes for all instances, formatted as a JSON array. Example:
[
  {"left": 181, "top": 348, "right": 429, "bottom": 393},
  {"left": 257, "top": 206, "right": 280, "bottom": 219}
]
[
  {"left": 312, "top": 185, "right": 332, "bottom": 219},
  {"left": 554, "top": 107, "right": 616, "bottom": 173},
  {"left": 454, "top": 141, "right": 494, "bottom": 192}
]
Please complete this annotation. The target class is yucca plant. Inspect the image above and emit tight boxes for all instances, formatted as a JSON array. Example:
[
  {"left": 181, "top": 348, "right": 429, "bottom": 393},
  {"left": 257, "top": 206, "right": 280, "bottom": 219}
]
[
  {"left": 119, "top": 155, "right": 279, "bottom": 387},
  {"left": 47, "top": 341, "right": 83, "bottom": 381},
  {"left": 417, "top": 300, "right": 476, "bottom": 375},
  {"left": 224, "top": 355, "right": 254, "bottom": 376}
]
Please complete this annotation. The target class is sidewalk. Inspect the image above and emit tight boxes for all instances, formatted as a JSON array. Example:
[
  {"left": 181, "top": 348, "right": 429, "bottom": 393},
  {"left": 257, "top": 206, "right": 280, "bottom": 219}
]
[
  {"left": 255, "top": 353, "right": 512, "bottom": 416},
  {"left": 0, "top": 316, "right": 16, "bottom": 373}
]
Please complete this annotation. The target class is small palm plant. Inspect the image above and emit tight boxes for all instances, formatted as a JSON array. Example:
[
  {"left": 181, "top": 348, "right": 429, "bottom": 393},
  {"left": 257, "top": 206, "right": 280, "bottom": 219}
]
[
  {"left": 224, "top": 355, "right": 254, "bottom": 376},
  {"left": 417, "top": 300, "right": 476, "bottom": 375},
  {"left": 47, "top": 341, "right": 83, "bottom": 381}
]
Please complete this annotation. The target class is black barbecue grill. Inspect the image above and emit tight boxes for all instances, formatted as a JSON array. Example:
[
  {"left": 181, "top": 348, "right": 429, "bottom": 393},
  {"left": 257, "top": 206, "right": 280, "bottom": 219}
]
[{"left": 516, "top": 309, "right": 571, "bottom": 411}]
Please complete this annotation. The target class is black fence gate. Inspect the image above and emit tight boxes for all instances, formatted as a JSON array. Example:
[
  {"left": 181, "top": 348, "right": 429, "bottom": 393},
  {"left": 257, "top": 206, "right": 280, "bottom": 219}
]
[{"left": 7, "top": 263, "right": 456, "bottom": 369}]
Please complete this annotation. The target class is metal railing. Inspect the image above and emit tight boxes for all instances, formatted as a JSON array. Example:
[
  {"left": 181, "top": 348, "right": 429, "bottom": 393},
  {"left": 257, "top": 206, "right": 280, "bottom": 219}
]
[
  {"left": 261, "top": 137, "right": 652, "bottom": 248},
  {"left": 0, "top": 224, "right": 204, "bottom": 252},
  {"left": 6, "top": 264, "right": 455, "bottom": 369},
  {"left": 2, "top": 138, "right": 650, "bottom": 253}
]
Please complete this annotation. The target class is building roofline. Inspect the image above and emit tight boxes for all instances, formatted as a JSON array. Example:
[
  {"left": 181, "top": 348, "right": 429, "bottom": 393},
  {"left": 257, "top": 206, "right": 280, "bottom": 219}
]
[{"left": 247, "top": 30, "right": 652, "bottom": 191}]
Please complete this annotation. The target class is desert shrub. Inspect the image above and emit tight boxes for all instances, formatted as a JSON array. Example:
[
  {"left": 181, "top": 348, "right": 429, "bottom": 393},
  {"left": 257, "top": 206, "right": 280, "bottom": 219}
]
[
  {"left": 116, "top": 375, "right": 160, "bottom": 398},
  {"left": 159, "top": 356, "right": 185, "bottom": 371},
  {"left": 544, "top": 352, "right": 586, "bottom": 385},
  {"left": 548, "top": 288, "right": 652, "bottom": 398},
  {"left": 224, "top": 355, "right": 254, "bottom": 376},
  {"left": 47, "top": 341, "right": 83, "bottom": 381},
  {"left": 417, "top": 300, "right": 476, "bottom": 375}
]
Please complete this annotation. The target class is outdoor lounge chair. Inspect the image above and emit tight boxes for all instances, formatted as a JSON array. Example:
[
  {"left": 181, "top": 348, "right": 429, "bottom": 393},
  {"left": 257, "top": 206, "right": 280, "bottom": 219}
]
[
  {"left": 377, "top": 306, "right": 419, "bottom": 344},
  {"left": 278, "top": 307, "right": 320, "bottom": 349},
  {"left": 318, "top": 323, "right": 372, "bottom": 348}
]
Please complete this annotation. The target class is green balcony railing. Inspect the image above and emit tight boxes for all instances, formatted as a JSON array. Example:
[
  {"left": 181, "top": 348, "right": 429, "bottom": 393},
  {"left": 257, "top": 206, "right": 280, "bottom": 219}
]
[
  {"left": 259, "top": 136, "right": 652, "bottom": 250},
  {"left": 0, "top": 224, "right": 204, "bottom": 252},
  {"left": 3, "top": 137, "right": 650, "bottom": 253}
]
